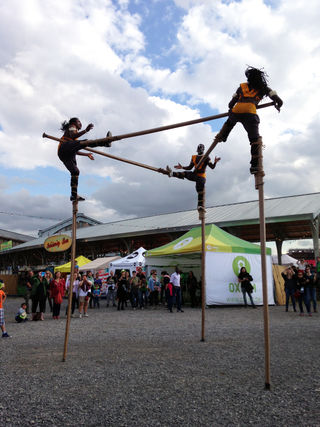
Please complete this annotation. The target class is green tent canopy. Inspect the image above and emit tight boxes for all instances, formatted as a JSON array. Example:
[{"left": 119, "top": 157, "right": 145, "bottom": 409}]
[{"left": 146, "top": 224, "right": 271, "bottom": 257}]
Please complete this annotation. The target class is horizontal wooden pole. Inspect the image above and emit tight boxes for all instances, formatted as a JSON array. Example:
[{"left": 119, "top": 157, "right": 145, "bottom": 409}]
[
  {"left": 42, "top": 133, "right": 168, "bottom": 174},
  {"left": 43, "top": 101, "right": 275, "bottom": 146}
]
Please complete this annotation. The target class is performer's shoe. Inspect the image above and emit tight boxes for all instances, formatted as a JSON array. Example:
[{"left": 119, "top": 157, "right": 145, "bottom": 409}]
[
  {"left": 197, "top": 206, "right": 206, "bottom": 213},
  {"left": 70, "top": 195, "right": 85, "bottom": 202},
  {"left": 103, "top": 131, "right": 112, "bottom": 147},
  {"left": 250, "top": 166, "right": 265, "bottom": 177},
  {"left": 250, "top": 166, "right": 259, "bottom": 175},
  {"left": 166, "top": 165, "right": 173, "bottom": 177}
]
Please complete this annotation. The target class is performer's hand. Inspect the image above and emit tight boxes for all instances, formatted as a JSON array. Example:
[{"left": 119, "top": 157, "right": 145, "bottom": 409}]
[
  {"left": 174, "top": 163, "right": 183, "bottom": 169},
  {"left": 86, "top": 123, "right": 94, "bottom": 132},
  {"left": 214, "top": 156, "right": 221, "bottom": 163},
  {"left": 88, "top": 154, "right": 94, "bottom": 160}
]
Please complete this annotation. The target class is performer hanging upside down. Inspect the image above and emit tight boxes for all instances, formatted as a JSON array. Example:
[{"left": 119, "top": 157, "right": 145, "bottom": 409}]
[
  {"left": 58, "top": 118, "right": 112, "bottom": 201},
  {"left": 214, "top": 66, "right": 283, "bottom": 174},
  {"left": 167, "top": 144, "right": 220, "bottom": 210}
]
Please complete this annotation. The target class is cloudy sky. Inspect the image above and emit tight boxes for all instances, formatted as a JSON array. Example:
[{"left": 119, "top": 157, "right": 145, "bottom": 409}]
[{"left": 1, "top": 0, "right": 320, "bottom": 252}]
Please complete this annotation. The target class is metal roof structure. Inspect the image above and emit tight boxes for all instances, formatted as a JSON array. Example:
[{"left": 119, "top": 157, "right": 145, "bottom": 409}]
[
  {"left": 0, "top": 229, "right": 34, "bottom": 243},
  {"left": 5, "top": 192, "right": 320, "bottom": 255},
  {"left": 38, "top": 212, "right": 102, "bottom": 237}
]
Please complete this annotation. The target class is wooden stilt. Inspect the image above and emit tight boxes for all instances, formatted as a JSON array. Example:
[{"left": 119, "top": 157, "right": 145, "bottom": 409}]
[
  {"left": 199, "top": 190, "right": 206, "bottom": 342},
  {"left": 62, "top": 200, "right": 78, "bottom": 362},
  {"left": 254, "top": 145, "right": 271, "bottom": 390}
]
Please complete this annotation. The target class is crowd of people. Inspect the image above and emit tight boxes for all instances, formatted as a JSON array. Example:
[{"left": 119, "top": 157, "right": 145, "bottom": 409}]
[
  {"left": 281, "top": 259, "right": 319, "bottom": 316},
  {"left": 19, "top": 266, "right": 201, "bottom": 320}
]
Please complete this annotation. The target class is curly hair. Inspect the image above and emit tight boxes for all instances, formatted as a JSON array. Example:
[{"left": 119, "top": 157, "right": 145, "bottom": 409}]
[
  {"left": 60, "top": 117, "right": 79, "bottom": 132},
  {"left": 245, "top": 66, "right": 269, "bottom": 93}
]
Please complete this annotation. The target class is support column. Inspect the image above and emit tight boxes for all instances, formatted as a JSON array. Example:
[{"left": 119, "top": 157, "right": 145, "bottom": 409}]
[
  {"left": 275, "top": 238, "right": 283, "bottom": 265},
  {"left": 311, "top": 216, "right": 319, "bottom": 261}
]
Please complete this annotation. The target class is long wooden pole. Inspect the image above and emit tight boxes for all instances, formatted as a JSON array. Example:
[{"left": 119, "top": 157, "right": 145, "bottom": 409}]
[
  {"left": 255, "top": 146, "right": 271, "bottom": 390},
  {"left": 42, "top": 133, "right": 169, "bottom": 175},
  {"left": 200, "top": 201, "right": 206, "bottom": 342},
  {"left": 43, "top": 102, "right": 274, "bottom": 146},
  {"left": 62, "top": 200, "right": 78, "bottom": 362}
]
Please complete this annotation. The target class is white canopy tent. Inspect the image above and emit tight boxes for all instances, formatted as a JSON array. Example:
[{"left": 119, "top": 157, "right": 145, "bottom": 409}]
[
  {"left": 109, "top": 247, "right": 146, "bottom": 274},
  {"left": 271, "top": 254, "right": 298, "bottom": 266},
  {"left": 79, "top": 256, "right": 121, "bottom": 273}
]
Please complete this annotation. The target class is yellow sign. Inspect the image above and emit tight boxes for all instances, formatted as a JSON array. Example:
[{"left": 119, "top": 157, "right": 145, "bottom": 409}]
[{"left": 44, "top": 234, "right": 72, "bottom": 252}]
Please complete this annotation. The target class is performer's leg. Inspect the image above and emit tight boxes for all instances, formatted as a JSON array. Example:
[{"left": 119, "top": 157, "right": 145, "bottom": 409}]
[
  {"left": 79, "top": 131, "right": 113, "bottom": 148},
  {"left": 196, "top": 177, "right": 206, "bottom": 210},
  {"left": 62, "top": 160, "right": 85, "bottom": 202},
  {"left": 242, "top": 115, "right": 263, "bottom": 175},
  {"left": 249, "top": 137, "right": 263, "bottom": 175},
  {"left": 172, "top": 172, "right": 186, "bottom": 179},
  {"left": 214, "top": 117, "right": 236, "bottom": 143}
]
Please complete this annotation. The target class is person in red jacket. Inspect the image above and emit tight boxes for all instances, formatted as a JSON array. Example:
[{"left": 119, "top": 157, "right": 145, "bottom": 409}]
[
  {"left": 213, "top": 66, "right": 283, "bottom": 174},
  {"left": 51, "top": 271, "right": 65, "bottom": 319}
]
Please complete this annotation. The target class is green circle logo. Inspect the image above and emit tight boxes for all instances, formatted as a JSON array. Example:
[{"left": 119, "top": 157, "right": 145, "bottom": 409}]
[{"left": 232, "top": 256, "right": 251, "bottom": 275}]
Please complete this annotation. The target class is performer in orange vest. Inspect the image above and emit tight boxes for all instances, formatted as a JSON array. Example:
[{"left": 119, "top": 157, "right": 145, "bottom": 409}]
[
  {"left": 167, "top": 144, "right": 220, "bottom": 210},
  {"left": 58, "top": 118, "right": 112, "bottom": 202},
  {"left": 213, "top": 66, "right": 283, "bottom": 174}
]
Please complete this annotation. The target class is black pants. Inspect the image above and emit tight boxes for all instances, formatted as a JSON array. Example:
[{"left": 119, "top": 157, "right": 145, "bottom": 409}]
[
  {"left": 173, "top": 171, "right": 206, "bottom": 207},
  {"left": 58, "top": 141, "right": 83, "bottom": 175},
  {"left": 32, "top": 296, "right": 46, "bottom": 313},
  {"left": 53, "top": 302, "right": 61, "bottom": 317},
  {"left": 218, "top": 112, "right": 260, "bottom": 143}
]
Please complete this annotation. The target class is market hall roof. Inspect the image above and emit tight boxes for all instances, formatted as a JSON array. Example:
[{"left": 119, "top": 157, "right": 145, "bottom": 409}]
[{"left": 4, "top": 192, "right": 320, "bottom": 253}]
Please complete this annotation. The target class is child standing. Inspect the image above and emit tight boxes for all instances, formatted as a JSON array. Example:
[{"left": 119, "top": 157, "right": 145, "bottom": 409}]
[
  {"left": 0, "top": 279, "right": 11, "bottom": 338},
  {"left": 214, "top": 66, "right": 283, "bottom": 174},
  {"left": 15, "top": 302, "right": 28, "bottom": 323},
  {"left": 58, "top": 117, "right": 112, "bottom": 201},
  {"left": 92, "top": 281, "right": 101, "bottom": 309}
]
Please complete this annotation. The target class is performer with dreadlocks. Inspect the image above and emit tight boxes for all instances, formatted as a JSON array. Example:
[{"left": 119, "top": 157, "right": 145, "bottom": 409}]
[
  {"left": 167, "top": 144, "right": 220, "bottom": 211},
  {"left": 214, "top": 66, "right": 283, "bottom": 174},
  {"left": 58, "top": 118, "right": 112, "bottom": 201}
]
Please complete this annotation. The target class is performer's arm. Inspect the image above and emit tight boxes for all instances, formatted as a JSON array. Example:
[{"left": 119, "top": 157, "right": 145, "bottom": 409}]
[
  {"left": 174, "top": 158, "right": 194, "bottom": 170},
  {"left": 208, "top": 156, "right": 221, "bottom": 169},
  {"left": 267, "top": 88, "right": 283, "bottom": 112},
  {"left": 76, "top": 152, "right": 94, "bottom": 160},
  {"left": 68, "top": 123, "right": 94, "bottom": 139},
  {"left": 228, "top": 87, "right": 240, "bottom": 110}
]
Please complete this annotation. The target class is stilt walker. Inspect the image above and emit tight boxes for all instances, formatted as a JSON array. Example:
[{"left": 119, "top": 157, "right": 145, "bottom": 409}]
[
  {"left": 167, "top": 144, "right": 220, "bottom": 341},
  {"left": 208, "top": 66, "right": 283, "bottom": 389},
  {"left": 167, "top": 144, "right": 220, "bottom": 212},
  {"left": 57, "top": 118, "right": 112, "bottom": 202}
]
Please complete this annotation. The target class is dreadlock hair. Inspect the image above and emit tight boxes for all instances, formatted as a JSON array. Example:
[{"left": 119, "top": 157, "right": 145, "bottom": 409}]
[
  {"left": 245, "top": 66, "right": 269, "bottom": 93},
  {"left": 60, "top": 117, "right": 79, "bottom": 132}
]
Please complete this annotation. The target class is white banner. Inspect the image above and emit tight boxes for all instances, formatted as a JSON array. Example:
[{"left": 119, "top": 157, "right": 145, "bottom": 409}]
[{"left": 205, "top": 252, "right": 274, "bottom": 305}]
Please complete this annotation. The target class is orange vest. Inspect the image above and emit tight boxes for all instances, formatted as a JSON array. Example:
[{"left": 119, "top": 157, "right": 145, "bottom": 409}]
[
  {"left": 232, "top": 83, "right": 262, "bottom": 114},
  {"left": 0, "top": 290, "right": 5, "bottom": 309},
  {"left": 192, "top": 155, "right": 206, "bottom": 178}
]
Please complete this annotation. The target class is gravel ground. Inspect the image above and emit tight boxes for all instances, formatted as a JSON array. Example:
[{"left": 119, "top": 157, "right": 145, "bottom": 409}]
[{"left": 0, "top": 297, "right": 319, "bottom": 427}]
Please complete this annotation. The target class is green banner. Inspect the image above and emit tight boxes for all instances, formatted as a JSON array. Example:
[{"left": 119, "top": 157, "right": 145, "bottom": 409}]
[{"left": 0, "top": 240, "right": 13, "bottom": 251}]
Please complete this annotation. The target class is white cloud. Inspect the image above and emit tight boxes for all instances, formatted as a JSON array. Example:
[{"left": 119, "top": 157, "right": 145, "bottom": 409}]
[{"left": 0, "top": 0, "right": 319, "bottom": 255}]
